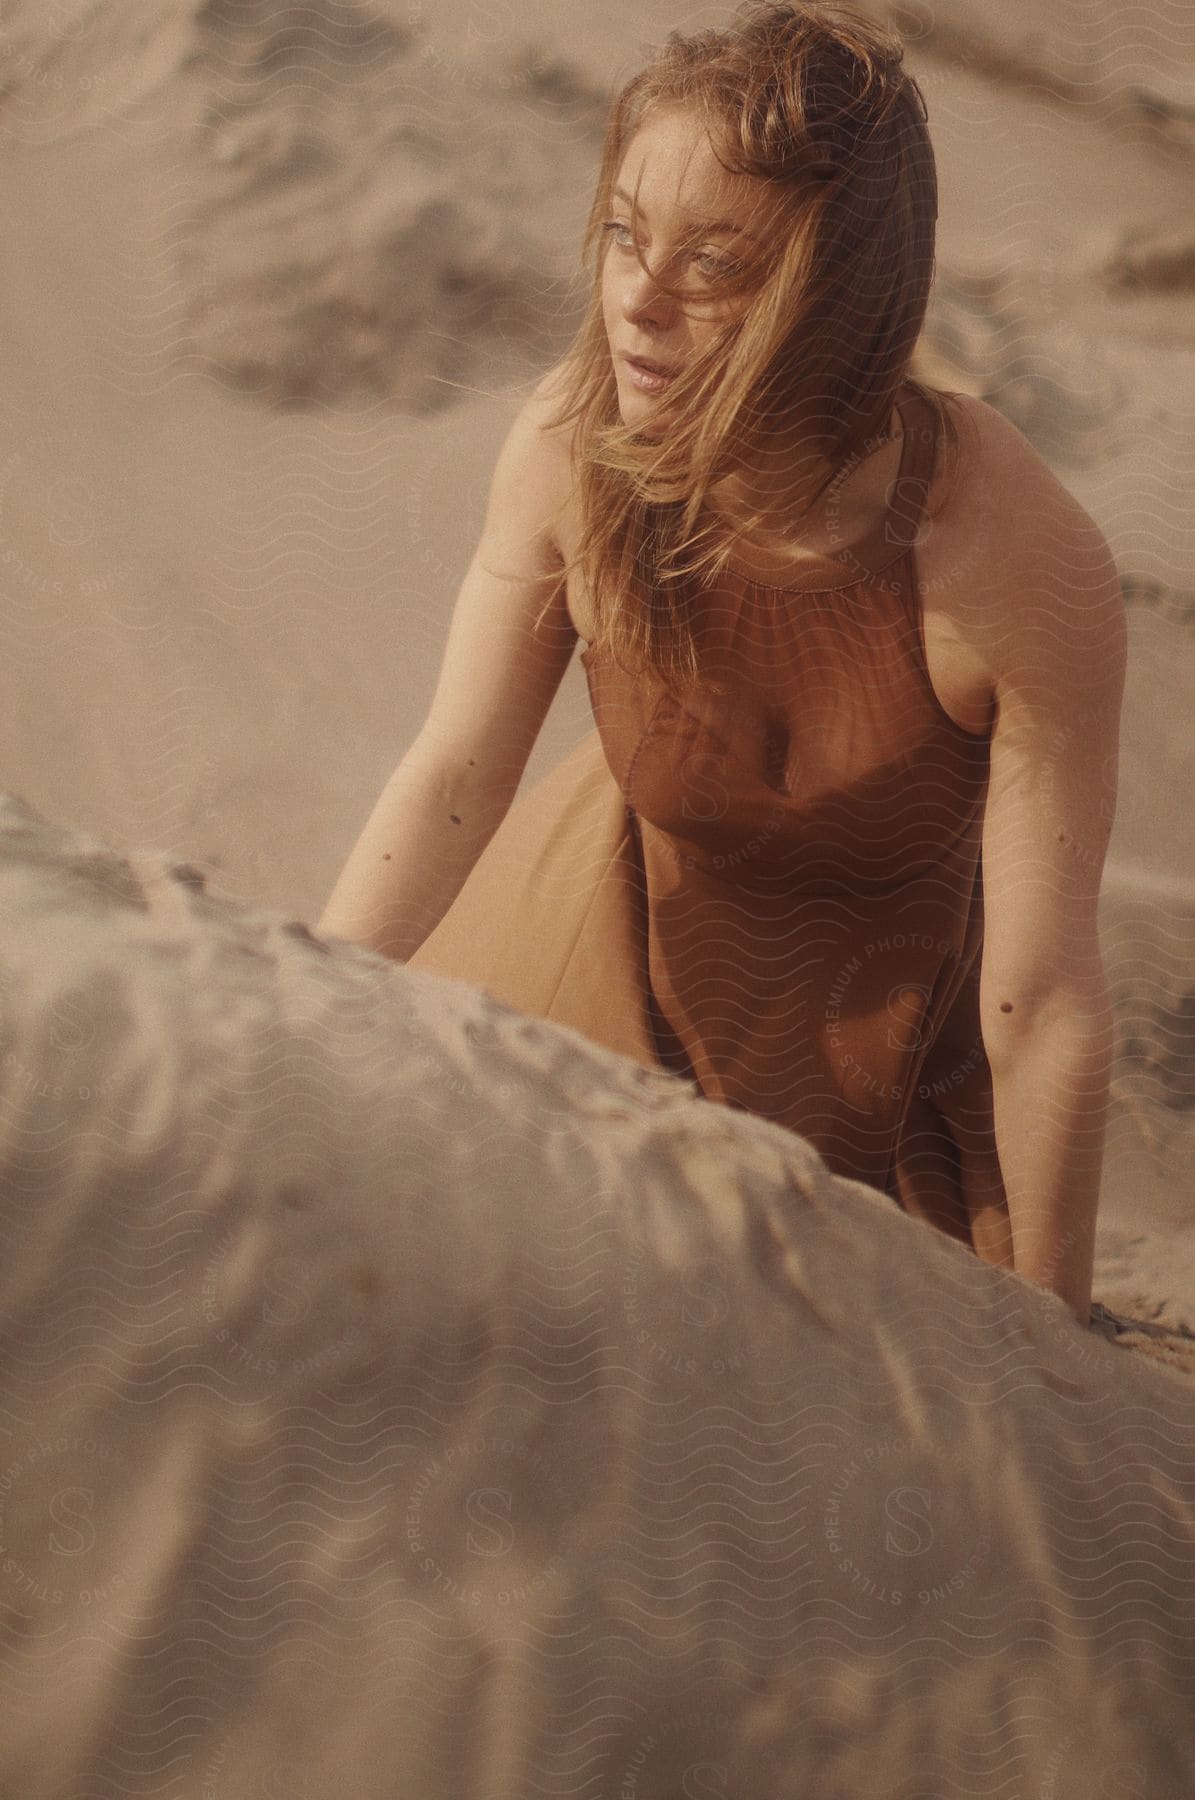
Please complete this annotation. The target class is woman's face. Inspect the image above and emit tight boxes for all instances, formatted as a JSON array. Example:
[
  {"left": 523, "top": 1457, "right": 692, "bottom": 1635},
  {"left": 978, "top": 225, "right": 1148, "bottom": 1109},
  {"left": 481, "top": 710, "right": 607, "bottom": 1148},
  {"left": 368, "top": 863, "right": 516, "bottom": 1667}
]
[{"left": 601, "top": 105, "right": 773, "bottom": 432}]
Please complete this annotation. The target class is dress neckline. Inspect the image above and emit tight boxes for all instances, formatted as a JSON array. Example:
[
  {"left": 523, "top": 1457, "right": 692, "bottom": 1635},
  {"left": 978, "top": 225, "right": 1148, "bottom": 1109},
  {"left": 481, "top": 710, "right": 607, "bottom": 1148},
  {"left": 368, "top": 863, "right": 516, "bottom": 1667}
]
[
  {"left": 727, "top": 386, "right": 926, "bottom": 596},
  {"left": 579, "top": 385, "right": 936, "bottom": 663}
]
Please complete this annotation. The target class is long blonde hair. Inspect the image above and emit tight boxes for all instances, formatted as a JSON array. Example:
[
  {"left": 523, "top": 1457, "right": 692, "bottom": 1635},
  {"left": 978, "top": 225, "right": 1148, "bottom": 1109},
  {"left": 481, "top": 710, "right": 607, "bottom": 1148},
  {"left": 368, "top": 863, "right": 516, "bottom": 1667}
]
[{"left": 538, "top": 0, "right": 965, "bottom": 691}]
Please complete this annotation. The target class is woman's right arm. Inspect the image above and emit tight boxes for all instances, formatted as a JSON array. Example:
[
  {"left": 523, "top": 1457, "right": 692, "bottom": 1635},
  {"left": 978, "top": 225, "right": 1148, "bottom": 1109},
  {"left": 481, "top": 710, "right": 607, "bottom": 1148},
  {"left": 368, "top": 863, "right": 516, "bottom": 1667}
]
[{"left": 316, "top": 370, "right": 577, "bottom": 962}]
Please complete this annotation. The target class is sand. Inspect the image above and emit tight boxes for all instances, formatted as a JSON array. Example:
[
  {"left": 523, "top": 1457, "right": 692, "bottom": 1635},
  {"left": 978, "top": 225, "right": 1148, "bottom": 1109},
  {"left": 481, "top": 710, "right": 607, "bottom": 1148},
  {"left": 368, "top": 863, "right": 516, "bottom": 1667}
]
[
  {"left": 1, "top": 793, "right": 1195, "bottom": 1797},
  {"left": 0, "top": 0, "right": 1193, "bottom": 1791}
]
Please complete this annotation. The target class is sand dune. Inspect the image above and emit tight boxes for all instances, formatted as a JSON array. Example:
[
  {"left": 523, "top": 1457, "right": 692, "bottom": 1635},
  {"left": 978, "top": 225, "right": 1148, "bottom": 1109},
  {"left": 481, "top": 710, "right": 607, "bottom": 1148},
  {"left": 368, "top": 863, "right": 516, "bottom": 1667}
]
[
  {"left": 1, "top": 792, "right": 1195, "bottom": 1797},
  {"left": 176, "top": 0, "right": 606, "bottom": 407}
]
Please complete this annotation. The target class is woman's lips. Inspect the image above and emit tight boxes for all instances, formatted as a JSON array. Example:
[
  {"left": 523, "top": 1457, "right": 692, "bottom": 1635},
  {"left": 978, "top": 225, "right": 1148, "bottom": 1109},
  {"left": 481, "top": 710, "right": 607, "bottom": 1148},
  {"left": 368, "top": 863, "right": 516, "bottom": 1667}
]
[{"left": 624, "top": 357, "right": 677, "bottom": 394}]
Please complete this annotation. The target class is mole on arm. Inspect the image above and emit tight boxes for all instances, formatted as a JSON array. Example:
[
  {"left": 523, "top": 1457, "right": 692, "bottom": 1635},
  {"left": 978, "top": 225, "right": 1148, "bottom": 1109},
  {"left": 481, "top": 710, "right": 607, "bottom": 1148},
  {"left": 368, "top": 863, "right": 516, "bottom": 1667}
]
[{"left": 999, "top": 1001, "right": 1013, "bottom": 1013}]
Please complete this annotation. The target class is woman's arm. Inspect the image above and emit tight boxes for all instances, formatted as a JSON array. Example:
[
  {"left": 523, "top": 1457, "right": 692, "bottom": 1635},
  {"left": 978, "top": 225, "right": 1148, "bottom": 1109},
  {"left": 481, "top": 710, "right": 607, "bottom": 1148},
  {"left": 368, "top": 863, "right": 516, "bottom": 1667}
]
[
  {"left": 316, "top": 752, "right": 517, "bottom": 964},
  {"left": 318, "top": 371, "right": 576, "bottom": 960},
  {"left": 969, "top": 410, "right": 1128, "bottom": 1327}
]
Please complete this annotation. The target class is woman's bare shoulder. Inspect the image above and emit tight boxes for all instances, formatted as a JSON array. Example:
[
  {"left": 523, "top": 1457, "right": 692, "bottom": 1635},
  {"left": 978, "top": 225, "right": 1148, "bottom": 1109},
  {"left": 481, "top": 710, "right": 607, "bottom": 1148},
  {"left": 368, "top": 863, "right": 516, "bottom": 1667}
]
[
  {"left": 929, "top": 389, "right": 1118, "bottom": 643},
  {"left": 519, "top": 358, "right": 582, "bottom": 559},
  {"left": 522, "top": 358, "right": 579, "bottom": 451},
  {"left": 925, "top": 390, "right": 1101, "bottom": 568},
  {"left": 939, "top": 391, "right": 1083, "bottom": 514}
]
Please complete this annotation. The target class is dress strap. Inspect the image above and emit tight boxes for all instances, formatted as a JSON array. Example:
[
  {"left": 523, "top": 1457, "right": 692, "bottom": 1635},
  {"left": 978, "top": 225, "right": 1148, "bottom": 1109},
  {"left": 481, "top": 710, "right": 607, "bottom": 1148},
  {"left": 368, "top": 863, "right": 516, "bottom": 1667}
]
[
  {"left": 836, "top": 382, "right": 940, "bottom": 575},
  {"left": 734, "top": 382, "right": 943, "bottom": 595},
  {"left": 881, "top": 384, "right": 940, "bottom": 557}
]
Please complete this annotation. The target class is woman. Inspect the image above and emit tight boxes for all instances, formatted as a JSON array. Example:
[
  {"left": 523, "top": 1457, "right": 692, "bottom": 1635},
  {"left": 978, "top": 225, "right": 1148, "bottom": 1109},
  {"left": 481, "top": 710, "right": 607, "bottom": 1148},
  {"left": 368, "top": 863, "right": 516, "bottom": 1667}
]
[{"left": 319, "top": 2, "right": 1125, "bottom": 1330}]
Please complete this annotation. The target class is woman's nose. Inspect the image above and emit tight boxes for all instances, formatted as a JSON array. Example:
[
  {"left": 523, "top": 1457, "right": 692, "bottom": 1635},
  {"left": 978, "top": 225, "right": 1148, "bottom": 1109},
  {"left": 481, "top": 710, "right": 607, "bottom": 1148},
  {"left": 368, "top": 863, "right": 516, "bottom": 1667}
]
[{"left": 621, "top": 255, "right": 680, "bottom": 323}]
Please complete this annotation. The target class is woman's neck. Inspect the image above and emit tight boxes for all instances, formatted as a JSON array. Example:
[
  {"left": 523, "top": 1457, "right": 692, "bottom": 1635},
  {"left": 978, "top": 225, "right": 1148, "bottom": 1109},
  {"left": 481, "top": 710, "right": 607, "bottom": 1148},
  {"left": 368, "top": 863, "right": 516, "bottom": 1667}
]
[{"left": 703, "top": 405, "right": 903, "bottom": 581}]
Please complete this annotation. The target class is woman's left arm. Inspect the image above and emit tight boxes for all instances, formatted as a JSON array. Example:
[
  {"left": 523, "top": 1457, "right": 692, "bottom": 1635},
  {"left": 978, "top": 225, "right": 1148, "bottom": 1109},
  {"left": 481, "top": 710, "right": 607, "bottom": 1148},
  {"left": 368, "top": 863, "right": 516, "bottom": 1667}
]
[{"left": 971, "top": 425, "right": 1128, "bottom": 1329}]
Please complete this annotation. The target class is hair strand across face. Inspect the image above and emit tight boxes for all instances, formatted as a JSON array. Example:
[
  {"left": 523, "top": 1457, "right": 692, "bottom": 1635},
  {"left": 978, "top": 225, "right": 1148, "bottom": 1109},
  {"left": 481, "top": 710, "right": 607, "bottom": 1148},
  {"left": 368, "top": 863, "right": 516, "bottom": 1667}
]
[{"left": 536, "top": 0, "right": 966, "bottom": 692}]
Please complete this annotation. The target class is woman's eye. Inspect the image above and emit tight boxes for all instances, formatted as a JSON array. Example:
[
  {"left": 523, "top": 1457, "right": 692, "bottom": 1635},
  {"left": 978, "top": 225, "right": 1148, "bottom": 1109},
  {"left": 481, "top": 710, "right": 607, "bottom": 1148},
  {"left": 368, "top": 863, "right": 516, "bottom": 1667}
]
[
  {"left": 601, "top": 220, "right": 737, "bottom": 281},
  {"left": 695, "top": 250, "right": 740, "bottom": 279}
]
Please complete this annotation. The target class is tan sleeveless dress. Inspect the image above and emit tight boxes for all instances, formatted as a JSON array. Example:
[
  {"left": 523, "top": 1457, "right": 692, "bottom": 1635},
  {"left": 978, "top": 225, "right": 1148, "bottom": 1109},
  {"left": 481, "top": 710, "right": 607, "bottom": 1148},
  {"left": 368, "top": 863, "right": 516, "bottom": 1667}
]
[{"left": 408, "top": 383, "right": 1005, "bottom": 1251}]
